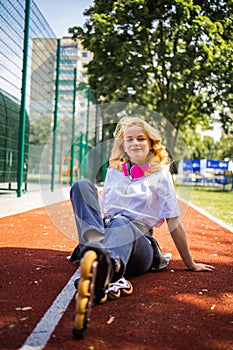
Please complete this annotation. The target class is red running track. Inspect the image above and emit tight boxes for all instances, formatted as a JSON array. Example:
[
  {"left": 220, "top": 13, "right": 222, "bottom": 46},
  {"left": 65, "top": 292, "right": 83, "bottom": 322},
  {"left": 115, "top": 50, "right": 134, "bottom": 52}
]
[{"left": 0, "top": 200, "right": 233, "bottom": 350}]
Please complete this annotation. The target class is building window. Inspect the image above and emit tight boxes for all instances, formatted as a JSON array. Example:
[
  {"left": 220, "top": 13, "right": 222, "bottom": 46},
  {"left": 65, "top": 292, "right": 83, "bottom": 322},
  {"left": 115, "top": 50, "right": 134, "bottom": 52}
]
[
  {"left": 60, "top": 69, "right": 75, "bottom": 76},
  {"left": 61, "top": 48, "right": 78, "bottom": 56},
  {"left": 59, "top": 90, "right": 73, "bottom": 96},
  {"left": 60, "top": 59, "right": 77, "bottom": 65},
  {"left": 60, "top": 80, "right": 73, "bottom": 86}
]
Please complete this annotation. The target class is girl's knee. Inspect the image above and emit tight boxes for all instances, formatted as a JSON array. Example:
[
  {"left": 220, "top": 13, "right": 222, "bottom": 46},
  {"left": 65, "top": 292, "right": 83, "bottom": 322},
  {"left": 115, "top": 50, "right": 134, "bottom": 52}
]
[{"left": 70, "top": 179, "right": 94, "bottom": 198}]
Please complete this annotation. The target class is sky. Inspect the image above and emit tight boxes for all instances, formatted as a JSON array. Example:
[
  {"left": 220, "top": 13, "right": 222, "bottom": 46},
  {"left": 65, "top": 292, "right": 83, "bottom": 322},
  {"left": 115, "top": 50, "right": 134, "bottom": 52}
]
[{"left": 34, "top": 0, "right": 94, "bottom": 38}]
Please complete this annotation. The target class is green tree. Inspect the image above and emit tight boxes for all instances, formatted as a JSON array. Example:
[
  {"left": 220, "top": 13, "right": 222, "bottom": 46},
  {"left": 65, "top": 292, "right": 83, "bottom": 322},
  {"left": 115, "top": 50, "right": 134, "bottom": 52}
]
[
  {"left": 29, "top": 116, "right": 52, "bottom": 145},
  {"left": 188, "top": 134, "right": 216, "bottom": 159},
  {"left": 69, "top": 0, "right": 233, "bottom": 151},
  {"left": 216, "top": 134, "right": 233, "bottom": 160}
]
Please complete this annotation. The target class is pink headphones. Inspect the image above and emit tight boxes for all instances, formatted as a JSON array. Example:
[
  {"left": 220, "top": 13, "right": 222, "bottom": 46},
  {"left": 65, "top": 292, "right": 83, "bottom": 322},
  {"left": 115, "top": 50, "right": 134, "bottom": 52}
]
[{"left": 122, "top": 162, "right": 151, "bottom": 178}]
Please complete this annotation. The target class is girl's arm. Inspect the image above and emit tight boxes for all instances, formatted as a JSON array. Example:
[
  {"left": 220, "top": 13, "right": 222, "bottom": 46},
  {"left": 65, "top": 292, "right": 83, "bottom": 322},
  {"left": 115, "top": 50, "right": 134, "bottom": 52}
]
[{"left": 166, "top": 217, "right": 215, "bottom": 272}]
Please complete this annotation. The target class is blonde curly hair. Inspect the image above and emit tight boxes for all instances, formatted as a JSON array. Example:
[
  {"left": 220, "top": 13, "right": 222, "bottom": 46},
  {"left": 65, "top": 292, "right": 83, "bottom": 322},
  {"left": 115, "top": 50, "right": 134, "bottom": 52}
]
[{"left": 109, "top": 116, "right": 170, "bottom": 174}]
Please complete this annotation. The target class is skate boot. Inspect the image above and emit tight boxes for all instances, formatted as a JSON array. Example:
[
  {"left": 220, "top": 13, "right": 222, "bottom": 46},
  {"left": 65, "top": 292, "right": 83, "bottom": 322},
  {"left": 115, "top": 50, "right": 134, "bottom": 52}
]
[
  {"left": 72, "top": 242, "right": 112, "bottom": 339},
  {"left": 146, "top": 235, "right": 172, "bottom": 271},
  {"left": 106, "top": 277, "right": 133, "bottom": 300}
]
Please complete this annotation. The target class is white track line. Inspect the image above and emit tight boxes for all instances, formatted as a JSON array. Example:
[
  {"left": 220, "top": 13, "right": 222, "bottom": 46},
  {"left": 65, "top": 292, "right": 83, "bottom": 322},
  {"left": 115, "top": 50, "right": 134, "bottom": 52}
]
[
  {"left": 19, "top": 268, "right": 80, "bottom": 350},
  {"left": 178, "top": 197, "right": 233, "bottom": 233}
]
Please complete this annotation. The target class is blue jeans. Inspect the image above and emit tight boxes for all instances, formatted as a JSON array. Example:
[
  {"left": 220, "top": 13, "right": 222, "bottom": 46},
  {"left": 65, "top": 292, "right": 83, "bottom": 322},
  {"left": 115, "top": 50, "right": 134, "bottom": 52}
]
[{"left": 70, "top": 179, "right": 154, "bottom": 277}]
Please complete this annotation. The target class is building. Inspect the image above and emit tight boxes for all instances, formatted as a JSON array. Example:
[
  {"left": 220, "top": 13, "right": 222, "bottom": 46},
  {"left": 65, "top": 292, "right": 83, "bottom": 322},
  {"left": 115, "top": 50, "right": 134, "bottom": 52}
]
[
  {"left": 58, "top": 37, "right": 94, "bottom": 134},
  {"left": 29, "top": 38, "right": 57, "bottom": 120},
  {"left": 29, "top": 37, "right": 94, "bottom": 134},
  {"left": 29, "top": 37, "right": 95, "bottom": 180}
]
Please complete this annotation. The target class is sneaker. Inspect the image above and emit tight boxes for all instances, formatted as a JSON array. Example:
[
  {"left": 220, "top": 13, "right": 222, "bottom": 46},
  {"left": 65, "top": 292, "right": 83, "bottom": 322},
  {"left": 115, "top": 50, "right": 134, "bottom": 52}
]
[
  {"left": 164, "top": 252, "right": 172, "bottom": 265},
  {"left": 151, "top": 252, "right": 172, "bottom": 271},
  {"left": 67, "top": 244, "right": 83, "bottom": 263},
  {"left": 145, "top": 235, "right": 172, "bottom": 271},
  {"left": 72, "top": 242, "right": 112, "bottom": 339},
  {"left": 106, "top": 277, "right": 133, "bottom": 300}
]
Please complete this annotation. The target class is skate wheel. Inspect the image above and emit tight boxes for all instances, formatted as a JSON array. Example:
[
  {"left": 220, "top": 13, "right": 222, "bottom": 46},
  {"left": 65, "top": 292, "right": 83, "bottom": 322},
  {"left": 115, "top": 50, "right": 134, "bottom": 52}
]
[
  {"left": 108, "top": 289, "right": 121, "bottom": 300},
  {"left": 73, "top": 312, "right": 85, "bottom": 331},
  {"left": 100, "top": 294, "right": 108, "bottom": 304},
  {"left": 75, "top": 291, "right": 79, "bottom": 301},
  {"left": 78, "top": 278, "right": 91, "bottom": 297},
  {"left": 80, "top": 250, "right": 98, "bottom": 278},
  {"left": 75, "top": 296, "right": 88, "bottom": 313},
  {"left": 121, "top": 280, "right": 133, "bottom": 296}
]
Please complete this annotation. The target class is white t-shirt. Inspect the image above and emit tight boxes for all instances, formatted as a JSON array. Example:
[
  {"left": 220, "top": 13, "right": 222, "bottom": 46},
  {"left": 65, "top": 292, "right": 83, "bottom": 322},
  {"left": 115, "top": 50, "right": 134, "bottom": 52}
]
[{"left": 100, "top": 168, "right": 180, "bottom": 227}]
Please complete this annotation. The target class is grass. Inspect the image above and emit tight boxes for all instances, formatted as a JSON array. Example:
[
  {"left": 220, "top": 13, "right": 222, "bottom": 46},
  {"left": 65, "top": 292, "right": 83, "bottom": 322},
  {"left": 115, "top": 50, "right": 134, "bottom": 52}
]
[{"left": 176, "top": 184, "right": 233, "bottom": 227}]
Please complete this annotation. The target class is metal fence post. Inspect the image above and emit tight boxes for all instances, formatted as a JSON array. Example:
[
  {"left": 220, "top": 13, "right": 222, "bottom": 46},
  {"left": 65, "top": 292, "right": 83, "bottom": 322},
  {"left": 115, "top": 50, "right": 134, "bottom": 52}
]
[
  {"left": 85, "top": 87, "right": 91, "bottom": 155},
  {"left": 70, "top": 68, "right": 77, "bottom": 186},
  {"left": 17, "top": 0, "right": 31, "bottom": 197},
  {"left": 78, "top": 133, "right": 84, "bottom": 178},
  {"left": 84, "top": 86, "right": 91, "bottom": 177},
  {"left": 51, "top": 39, "right": 61, "bottom": 191}
]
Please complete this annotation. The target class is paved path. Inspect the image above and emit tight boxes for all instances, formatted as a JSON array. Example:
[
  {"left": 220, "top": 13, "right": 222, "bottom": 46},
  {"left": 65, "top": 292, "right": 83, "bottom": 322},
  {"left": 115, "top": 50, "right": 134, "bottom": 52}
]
[{"left": 0, "top": 183, "right": 71, "bottom": 218}]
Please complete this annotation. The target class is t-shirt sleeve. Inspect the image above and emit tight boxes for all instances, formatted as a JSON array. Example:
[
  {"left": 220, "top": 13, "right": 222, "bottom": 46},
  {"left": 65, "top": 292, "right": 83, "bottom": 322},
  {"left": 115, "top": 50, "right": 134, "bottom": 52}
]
[{"left": 156, "top": 171, "right": 181, "bottom": 219}]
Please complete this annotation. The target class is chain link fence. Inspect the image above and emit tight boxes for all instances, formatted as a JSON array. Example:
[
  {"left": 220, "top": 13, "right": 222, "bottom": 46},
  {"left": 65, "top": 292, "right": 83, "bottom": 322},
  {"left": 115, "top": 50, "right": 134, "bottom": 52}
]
[{"left": 0, "top": 0, "right": 102, "bottom": 196}]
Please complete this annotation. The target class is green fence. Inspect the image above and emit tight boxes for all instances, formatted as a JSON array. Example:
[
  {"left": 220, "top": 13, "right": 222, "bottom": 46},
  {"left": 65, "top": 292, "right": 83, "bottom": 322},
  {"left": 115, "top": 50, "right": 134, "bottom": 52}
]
[
  {"left": 0, "top": 0, "right": 58, "bottom": 196},
  {"left": 0, "top": 0, "right": 104, "bottom": 197},
  {"left": 0, "top": 89, "right": 29, "bottom": 189}
]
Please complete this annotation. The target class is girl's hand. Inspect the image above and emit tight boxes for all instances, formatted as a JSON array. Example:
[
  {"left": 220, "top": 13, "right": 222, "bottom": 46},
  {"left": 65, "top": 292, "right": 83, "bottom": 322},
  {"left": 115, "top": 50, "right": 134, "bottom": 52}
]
[{"left": 188, "top": 262, "right": 215, "bottom": 272}]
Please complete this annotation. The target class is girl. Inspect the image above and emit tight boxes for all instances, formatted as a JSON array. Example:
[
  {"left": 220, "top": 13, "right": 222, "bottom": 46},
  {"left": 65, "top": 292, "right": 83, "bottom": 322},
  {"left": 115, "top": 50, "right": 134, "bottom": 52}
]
[{"left": 70, "top": 116, "right": 214, "bottom": 338}]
